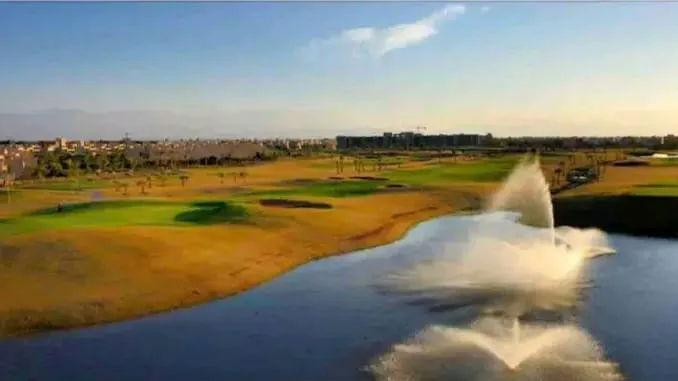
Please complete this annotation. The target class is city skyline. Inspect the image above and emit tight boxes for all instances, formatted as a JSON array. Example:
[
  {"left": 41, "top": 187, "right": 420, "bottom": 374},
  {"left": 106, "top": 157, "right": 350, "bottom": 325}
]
[{"left": 1, "top": 2, "right": 677, "bottom": 139}]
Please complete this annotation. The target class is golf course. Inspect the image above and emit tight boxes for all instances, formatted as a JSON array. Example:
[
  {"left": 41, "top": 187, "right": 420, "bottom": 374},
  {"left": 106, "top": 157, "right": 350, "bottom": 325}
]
[{"left": 2, "top": 151, "right": 678, "bottom": 337}]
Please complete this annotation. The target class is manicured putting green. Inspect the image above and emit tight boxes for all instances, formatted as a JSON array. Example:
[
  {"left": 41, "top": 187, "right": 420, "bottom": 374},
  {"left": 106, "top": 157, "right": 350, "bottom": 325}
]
[
  {"left": 385, "top": 159, "right": 519, "bottom": 184},
  {"left": 0, "top": 200, "right": 248, "bottom": 237}
]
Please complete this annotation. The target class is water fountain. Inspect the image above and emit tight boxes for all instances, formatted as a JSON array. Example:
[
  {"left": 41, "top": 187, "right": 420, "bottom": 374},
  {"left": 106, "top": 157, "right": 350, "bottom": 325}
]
[
  {"left": 378, "top": 155, "right": 613, "bottom": 317},
  {"left": 369, "top": 155, "right": 623, "bottom": 380}
]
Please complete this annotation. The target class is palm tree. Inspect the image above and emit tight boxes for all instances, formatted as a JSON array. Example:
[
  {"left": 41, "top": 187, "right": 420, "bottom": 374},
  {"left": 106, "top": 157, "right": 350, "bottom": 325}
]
[
  {"left": 179, "top": 174, "right": 189, "bottom": 188},
  {"left": 2, "top": 173, "right": 13, "bottom": 205},
  {"left": 557, "top": 161, "right": 566, "bottom": 185},
  {"left": 136, "top": 179, "right": 147, "bottom": 195},
  {"left": 553, "top": 168, "right": 562, "bottom": 186},
  {"left": 95, "top": 154, "right": 108, "bottom": 173},
  {"left": 129, "top": 158, "right": 138, "bottom": 174},
  {"left": 69, "top": 165, "right": 81, "bottom": 192},
  {"left": 157, "top": 174, "right": 167, "bottom": 187},
  {"left": 34, "top": 164, "right": 47, "bottom": 182}
]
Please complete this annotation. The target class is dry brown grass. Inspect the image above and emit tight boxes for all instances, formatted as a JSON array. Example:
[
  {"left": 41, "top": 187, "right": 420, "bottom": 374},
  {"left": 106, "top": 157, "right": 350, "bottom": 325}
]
[
  {"left": 2, "top": 152, "right": 676, "bottom": 336},
  {"left": 0, "top": 189, "right": 477, "bottom": 336},
  {"left": 553, "top": 165, "right": 678, "bottom": 197}
]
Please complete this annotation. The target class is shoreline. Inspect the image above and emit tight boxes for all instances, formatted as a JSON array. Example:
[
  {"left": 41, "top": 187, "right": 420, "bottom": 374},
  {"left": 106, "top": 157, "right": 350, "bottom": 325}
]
[
  {"left": 0, "top": 192, "right": 472, "bottom": 338},
  {"left": 553, "top": 194, "right": 678, "bottom": 239},
  {"left": 3, "top": 188, "right": 677, "bottom": 338}
]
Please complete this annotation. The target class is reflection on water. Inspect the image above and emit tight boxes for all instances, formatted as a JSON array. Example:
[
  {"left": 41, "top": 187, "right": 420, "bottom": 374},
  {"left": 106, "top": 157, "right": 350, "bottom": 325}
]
[{"left": 370, "top": 318, "right": 623, "bottom": 381}]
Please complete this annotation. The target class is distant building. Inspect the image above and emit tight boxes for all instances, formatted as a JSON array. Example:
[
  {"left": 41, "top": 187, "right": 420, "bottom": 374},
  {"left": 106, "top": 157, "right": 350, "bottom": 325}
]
[
  {"left": 336, "top": 132, "right": 490, "bottom": 150},
  {"left": 56, "top": 137, "right": 67, "bottom": 150}
]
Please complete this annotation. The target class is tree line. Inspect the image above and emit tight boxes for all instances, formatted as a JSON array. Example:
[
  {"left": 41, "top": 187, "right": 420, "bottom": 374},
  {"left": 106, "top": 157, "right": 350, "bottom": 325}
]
[{"left": 28, "top": 149, "right": 280, "bottom": 179}]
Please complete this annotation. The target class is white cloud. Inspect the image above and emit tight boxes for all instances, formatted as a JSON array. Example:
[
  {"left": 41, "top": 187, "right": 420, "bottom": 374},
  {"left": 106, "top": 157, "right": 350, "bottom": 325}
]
[
  {"left": 302, "top": 4, "right": 466, "bottom": 60},
  {"left": 480, "top": 6, "right": 491, "bottom": 13}
]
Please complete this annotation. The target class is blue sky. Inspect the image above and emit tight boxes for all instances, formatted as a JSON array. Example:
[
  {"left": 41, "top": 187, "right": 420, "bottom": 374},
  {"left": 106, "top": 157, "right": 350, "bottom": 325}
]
[{"left": 1, "top": 2, "right": 677, "bottom": 138}]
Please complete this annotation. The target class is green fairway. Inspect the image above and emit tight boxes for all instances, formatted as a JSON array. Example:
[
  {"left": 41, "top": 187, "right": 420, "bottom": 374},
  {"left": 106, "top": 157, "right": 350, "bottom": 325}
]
[
  {"left": 648, "top": 159, "right": 678, "bottom": 167},
  {"left": 631, "top": 181, "right": 678, "bottom": 196},
  {"left": 309, "top": 157, "right": 407, "bottom": 170},
  {"left": 16, "top": 179, "right": 113, "bottom": 191},
  {"left": 243, "top": 179, "right": 387, "bottom": 199},
  {"left": 0, "top": 200, "right": 248, "bottom": 237},
  {"left": 384, "top": 158, "right": 519, "bottom": 185},
  {"left": 0, "top": 189, "right": 22, "bottom": 202}
]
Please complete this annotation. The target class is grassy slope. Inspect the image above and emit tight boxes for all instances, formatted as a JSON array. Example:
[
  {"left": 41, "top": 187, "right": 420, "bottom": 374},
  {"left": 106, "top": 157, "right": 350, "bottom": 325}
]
[
  {"left": 0, "top": 200, "right": 247, "bottom": 237},
  {"left": 384, "top": 158, "right": 519, "bottom": 185},
  {"left": 16, "top": 178, "right": 113, "bottom": 191},
  {"left": 3, "top": 151, "right": 678, "bottom": 336},
  {"left": 0, "top": 156, "right": 487, "bottom": 336},
  {"left": 243, "top": 179, "right": 387, "bottom": 198},
  {"left": 550, "top": 159, "right": 678, "bottom": 236}
]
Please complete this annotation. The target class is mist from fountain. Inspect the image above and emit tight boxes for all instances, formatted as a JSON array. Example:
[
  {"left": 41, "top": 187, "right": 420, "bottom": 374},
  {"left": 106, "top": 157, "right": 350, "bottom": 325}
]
[
  {"left": 378, "top": 154, "right": 613, "bottom": 316},
  {"left": 368, "top": 317, "right": 624, "bottom": 381},
  {"left": 369, "top": 155, "right": 623, "bottom": 380}
]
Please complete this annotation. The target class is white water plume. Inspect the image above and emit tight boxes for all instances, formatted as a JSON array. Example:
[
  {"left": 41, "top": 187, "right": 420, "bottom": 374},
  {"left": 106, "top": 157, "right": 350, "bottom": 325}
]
[
  {"left": 381, "top": 236, "right": 587, "bottom": 316},
  {"left": 370, "top": 156, "right": 622, "bottom": 381},
  {"left": 487, "top": 155, "right": 555, "bottom": 233},
  {"left": 379, "top": 155, "right": 614, "bottom": 316},
  {"left": 368, "top": 317, "right": 624, "bottom": 381}
]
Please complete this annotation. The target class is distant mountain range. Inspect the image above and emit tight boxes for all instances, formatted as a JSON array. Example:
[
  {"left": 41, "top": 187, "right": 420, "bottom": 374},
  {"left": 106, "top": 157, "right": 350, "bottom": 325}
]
[{"left": 0, "top": 109, "right": 384, "bottom": 140}]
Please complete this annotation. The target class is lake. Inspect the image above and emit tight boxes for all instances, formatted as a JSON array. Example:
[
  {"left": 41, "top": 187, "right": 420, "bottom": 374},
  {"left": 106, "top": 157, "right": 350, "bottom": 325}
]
[{"left": 0, "top": 214, "right": 676, "bottom": 381}]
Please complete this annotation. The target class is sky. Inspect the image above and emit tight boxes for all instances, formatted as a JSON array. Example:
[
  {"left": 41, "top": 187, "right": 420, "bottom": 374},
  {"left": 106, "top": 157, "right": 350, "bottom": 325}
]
[{"left": 1, "top": 2, "right": 677, "bottom": 139}]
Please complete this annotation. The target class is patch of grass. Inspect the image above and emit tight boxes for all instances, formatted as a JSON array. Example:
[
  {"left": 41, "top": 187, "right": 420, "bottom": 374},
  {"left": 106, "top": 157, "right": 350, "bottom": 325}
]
[
  {"left": 0, "top": 189, "right": 21, "bottom": 198},
  {"left": 309, "top": 156, "right": 408, "bottom": 170},
  {"left": 612, "top": 160, "right": 650, "bottom": 167},
  {"left": 634, "top": 181, "right": 678, "bottom": 188},
  {"left": 621, "top": 177, "right": 678, "bottom": 196},
  {"left": 174, "top": 201, "right": 248, "bottom": 225},
  {"left": 631, "top": 188, "right": 678, "bottom": 196},
  {"left": 0, "top": 200, "right": 248, "bottom": 237},
  {"left": 649, "top": 159, "right": 678, "bottom": 167},
  {"left": 17, "top": 179, "right": 113, "bottom": 192},
  {"left": 259, "top": 199, "right": 333, "bottom": 209},
  {"left": 385, "top": 158, "right": 519, "bottom": 185},
  {"left": 631, "top": 180, "right": 678, "bottom": 196},
  {"left": 244, "top": 180, "right": 384, "bottom": 199}
]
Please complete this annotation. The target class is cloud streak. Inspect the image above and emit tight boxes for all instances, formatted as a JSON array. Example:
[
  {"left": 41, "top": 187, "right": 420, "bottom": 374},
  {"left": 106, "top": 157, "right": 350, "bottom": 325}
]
[{"left": 303, "top": 4, "right": 466, "bottom": 59}]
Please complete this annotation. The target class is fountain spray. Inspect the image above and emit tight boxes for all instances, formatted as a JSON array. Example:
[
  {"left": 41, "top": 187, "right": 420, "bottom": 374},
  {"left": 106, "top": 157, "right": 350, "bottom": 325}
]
[{"left": 370, "top": 154, "right": 623, "bottom": 380}]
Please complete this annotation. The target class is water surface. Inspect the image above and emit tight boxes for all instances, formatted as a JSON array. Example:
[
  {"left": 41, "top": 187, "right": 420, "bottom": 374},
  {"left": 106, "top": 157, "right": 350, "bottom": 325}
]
[{"left": 0, "top": 215, "right": 676, "bottom": 381}]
